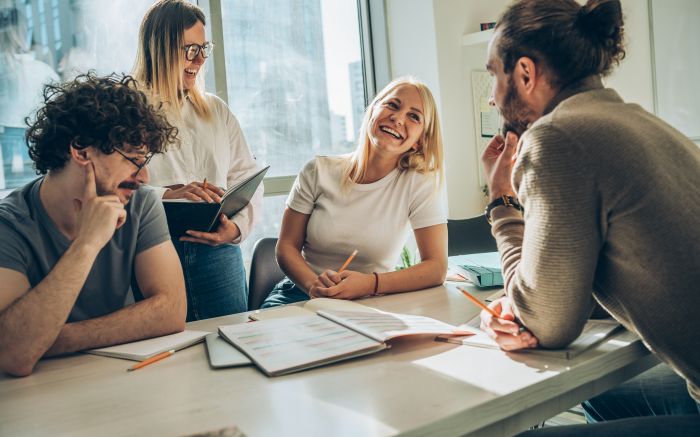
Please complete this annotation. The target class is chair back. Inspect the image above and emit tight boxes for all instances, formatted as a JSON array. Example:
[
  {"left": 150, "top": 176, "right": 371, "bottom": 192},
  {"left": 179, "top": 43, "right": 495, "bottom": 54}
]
[
  {"left": 248, "top": 237, "right": 285, "bottom": 310},
  {"left": 447, "top": 215, "right": 497, "bottom": 256}
]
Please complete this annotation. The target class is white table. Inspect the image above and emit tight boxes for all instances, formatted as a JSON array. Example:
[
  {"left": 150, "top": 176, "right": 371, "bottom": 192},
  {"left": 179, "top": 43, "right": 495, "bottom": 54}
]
[{"left": 0, "top": 284, "right": 658, "bottom": 436}]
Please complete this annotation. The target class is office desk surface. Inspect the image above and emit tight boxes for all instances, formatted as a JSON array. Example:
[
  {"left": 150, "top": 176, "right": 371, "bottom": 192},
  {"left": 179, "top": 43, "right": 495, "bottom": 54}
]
[{"left": 0, "top": 284, "right": 658, "bottom": 437}]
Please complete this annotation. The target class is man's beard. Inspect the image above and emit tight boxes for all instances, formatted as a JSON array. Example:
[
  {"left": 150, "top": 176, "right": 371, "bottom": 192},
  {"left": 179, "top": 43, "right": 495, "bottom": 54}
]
[{"left": 499, "top": 77, "right": 531, "bottom": 137}]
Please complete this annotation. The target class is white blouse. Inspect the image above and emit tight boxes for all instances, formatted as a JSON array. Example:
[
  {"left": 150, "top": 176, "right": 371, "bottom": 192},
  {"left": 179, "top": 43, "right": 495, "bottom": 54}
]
[{"left": 147, "top": 93, "right": 263, "bottom": 243}]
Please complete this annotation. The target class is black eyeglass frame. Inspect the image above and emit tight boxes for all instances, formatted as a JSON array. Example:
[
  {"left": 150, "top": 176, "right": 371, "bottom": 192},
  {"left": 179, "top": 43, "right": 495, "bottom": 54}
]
[
  {"left": 113, "top": 148, "right": 154, "bottom": 176},
  {"left": 183, "top": 42, "right": 214, "bottom": 61}
]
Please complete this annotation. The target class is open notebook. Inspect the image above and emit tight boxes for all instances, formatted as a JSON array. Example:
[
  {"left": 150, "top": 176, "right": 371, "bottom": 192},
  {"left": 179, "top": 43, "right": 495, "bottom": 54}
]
[
  {"left": 219, "top": 307, "right": 472, "bottom": 376},
  {"left": 85, "top": 330, "right": 209, "bottom": 361},
  {"left": 436, "top": 316, "right": 623, "bottom": 359},
  {"left": 248, "top": 297, "right": 376, "bottom": 321},
  {"left": 162, "top": 165, "right": 269, "bottom": 238}
]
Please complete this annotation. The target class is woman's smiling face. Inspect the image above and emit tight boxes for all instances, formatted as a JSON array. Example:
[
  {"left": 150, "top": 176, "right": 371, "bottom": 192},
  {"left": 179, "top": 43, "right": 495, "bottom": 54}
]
[
  {"left": 368, "top": 84, "right": 425, "bottom": 157},
  {"left": 182, "top": 20, "right": 206, "bottom": 91}
]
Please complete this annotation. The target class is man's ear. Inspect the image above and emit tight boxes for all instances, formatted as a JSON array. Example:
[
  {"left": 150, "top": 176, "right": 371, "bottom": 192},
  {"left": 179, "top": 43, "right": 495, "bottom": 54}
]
[
  {"left": 514, "top": 56, "right": 539, "bottom": 96},
  {"left": 69, "top": 144, "right": 91, "bottom": 165}
]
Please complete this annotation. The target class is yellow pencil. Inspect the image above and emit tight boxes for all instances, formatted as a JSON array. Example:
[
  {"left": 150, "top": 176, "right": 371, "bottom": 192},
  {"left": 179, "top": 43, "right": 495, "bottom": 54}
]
[
  {"left": 127, "top": 350, "right": 175, "bottom": 372},
  {"left": 337, "top": 249, "right": 358, "bottom": 273},
  {"left": 457, "top": 286, "right": 501, "bottom": 319}
]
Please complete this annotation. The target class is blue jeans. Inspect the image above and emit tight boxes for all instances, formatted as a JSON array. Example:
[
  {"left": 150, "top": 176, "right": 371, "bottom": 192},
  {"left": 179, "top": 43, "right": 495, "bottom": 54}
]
[
  {"left": 171, "top": 239, "right": 248, "bottom": 321},
  {"left": 260, "top": 278, "right": 309, "bottom": 308},
  {"left": 514, "top": 364, "right": 700, "bottom": 436},
  {"left": 582, "top": 363, "right": 700, "bottom": 421}
]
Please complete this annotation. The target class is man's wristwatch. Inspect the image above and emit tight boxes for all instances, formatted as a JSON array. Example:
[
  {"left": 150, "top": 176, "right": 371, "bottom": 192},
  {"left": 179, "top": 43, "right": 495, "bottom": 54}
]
[{"left": 485, "top": 195, "right": 523, "bottom": 224}]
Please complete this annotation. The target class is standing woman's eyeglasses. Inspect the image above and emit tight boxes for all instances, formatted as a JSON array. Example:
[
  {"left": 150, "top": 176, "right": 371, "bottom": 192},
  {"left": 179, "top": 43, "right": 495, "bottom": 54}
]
[{"left": 183, "top": 42, "right": 214, "bottom": 61}]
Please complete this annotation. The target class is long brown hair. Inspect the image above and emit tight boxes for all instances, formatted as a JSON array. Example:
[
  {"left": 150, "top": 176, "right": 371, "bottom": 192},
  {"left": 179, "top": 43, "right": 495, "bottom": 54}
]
[{"left": 132, "top": 0, "right": 211, "bottom": 120}]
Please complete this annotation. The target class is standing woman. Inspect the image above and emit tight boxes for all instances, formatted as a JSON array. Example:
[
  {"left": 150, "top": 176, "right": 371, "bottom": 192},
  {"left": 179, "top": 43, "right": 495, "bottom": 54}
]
[
  {"left": 262, "top": 77, "right": 447, "bottom": 308},
  {"left": 132, "top": 0, "right": 262, "bottom": 320}
]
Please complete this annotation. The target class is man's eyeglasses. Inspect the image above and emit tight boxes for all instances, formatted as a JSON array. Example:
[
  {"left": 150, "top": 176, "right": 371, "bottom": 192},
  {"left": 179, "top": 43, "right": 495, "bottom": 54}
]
[
  {"left": 114, "top": 148, "right": 154, "bottom": 176},
  {"left": 183, "top": 42, "right": 214, "bottom": 61}
]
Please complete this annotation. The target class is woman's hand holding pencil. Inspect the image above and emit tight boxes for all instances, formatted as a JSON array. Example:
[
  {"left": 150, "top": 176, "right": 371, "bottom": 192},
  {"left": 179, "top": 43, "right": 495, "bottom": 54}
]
[{"left": 308, "top": 250, "right": 376, "bottom": 300}]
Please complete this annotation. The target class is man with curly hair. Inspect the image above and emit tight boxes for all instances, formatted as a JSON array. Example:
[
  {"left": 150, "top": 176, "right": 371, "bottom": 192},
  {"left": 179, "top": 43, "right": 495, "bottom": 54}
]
[{"left": 0, "top": 73, "right": 186, "bottom": 376}]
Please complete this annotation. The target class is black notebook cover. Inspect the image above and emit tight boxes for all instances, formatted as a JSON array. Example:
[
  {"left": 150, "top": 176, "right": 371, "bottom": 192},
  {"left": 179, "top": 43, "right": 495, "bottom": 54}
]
[{"left": 162, "top": 165, "right": 269, "bottom": 238}]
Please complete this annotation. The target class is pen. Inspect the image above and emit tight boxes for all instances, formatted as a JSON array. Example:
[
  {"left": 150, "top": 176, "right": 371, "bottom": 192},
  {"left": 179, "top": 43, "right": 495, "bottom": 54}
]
[
  {"left": 202, "top": 178, "right": 208, "bottom": 191},
  {"left": 337, "top": 249, "right": 358, "bottom": 273},
  {"left": 127, "top": 349, "right": 175, "bottom": 372}
]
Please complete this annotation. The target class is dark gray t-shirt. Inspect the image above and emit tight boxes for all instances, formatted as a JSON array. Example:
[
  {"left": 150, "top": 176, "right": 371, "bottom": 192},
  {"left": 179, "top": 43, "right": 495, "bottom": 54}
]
[{"left": 0, "top": 178, "right": 170, "bottom": 322}]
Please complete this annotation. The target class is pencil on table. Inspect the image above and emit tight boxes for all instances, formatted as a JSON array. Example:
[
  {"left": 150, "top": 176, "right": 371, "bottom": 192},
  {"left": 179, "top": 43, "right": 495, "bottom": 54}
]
[
  {"left": 127, "top": 350, "right": 175, "bottom": 372},
  {"left": 337, "top": 249, "right": 358, "bottom": 273}
]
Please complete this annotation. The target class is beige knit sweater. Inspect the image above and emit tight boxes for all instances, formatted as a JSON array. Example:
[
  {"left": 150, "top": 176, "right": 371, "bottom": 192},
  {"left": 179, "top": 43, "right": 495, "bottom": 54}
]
[{"left": 490, "top": 76, "right": 700, "bottom": 402}]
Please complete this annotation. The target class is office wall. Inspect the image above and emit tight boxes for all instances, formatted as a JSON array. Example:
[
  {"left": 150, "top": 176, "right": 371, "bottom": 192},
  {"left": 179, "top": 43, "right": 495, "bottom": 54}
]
[{"left": 385, "top": 0, "right": 656, "bottom": 218}]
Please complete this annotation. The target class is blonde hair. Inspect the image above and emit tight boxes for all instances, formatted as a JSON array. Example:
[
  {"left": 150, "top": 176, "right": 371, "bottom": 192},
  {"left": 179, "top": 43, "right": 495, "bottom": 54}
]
[
  {"left": 344, "top": 77, "right": 443, "bottom": 188},
  {"left": 132, "top": 0, "right": 211, "bottom": 120}
]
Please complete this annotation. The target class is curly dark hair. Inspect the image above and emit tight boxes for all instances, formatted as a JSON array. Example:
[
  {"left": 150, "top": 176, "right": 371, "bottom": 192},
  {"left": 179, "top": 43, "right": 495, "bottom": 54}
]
[
  {"left": 496, "top": 0, "right": 626, "bottom": 88},
  {"left": 25, "top": 72, "right": 178, "bottom": 174}
]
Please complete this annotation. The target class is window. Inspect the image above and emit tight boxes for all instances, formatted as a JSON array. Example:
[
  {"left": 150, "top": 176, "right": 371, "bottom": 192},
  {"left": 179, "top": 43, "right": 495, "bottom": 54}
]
[
  {"left": 213, "top": 0, "right": 368, "bottom": 258},
  {"left": 0, "top": 0, "right": 154, "bottom": 191},
  {"left": 0, "top": 0, "right": 373, "bottom": 266}
]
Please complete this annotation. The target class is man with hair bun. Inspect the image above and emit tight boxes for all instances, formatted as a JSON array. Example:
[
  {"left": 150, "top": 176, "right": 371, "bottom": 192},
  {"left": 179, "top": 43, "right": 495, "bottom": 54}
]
[
  {"left": 0, "top": 73, "right": 187, "bottom": 377},
  {"left": 477, "top": 0, "right": 700, "bottom": 434}
]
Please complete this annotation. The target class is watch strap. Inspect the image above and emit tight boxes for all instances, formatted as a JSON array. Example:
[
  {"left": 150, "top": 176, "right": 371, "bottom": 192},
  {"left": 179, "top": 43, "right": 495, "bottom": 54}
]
[{"left": 485, "top": 195, "right": 523, "bottom": 224}]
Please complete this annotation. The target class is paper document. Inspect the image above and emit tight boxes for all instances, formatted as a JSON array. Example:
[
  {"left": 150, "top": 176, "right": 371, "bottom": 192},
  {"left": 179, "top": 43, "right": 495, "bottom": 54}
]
[
  {"left": 219, "top": 316, "right": 385, "bottom": 376},
  {"left": 85, "top": 330, "right": 209, "bottom": 361},
  {"left": 318, "top": 310, "right": 472, "bottom": 343},
  {"left": 436, "top": 317, "right": 622, "bottom": 359}
]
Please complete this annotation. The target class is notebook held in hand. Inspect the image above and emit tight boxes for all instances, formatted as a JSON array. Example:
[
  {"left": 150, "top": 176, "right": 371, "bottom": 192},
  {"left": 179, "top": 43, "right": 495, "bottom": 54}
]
[{"left": 162, "top": 165, "right": 269, "bottom": 238}]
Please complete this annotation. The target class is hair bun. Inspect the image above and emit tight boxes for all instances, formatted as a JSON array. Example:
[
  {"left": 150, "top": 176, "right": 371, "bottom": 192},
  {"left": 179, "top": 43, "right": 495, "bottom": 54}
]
[{"left": 577, "top": 0, "right": 623, "bottom": 46}]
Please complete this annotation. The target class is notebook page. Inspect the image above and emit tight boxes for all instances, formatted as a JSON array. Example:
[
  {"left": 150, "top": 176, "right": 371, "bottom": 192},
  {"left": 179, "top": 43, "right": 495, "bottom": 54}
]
[
  {"left": 318, "top": 310, "right": 472, "bottom": 343},
  {"left": 85, "top": 330, "right": 209, "bottom": 361},
  {"left": 248, "top": 297, "right": 376, "bottom": 321},
  {"left": 218, "top": 315, "right": 384, "bottom": 375},
  {"left": 437, "top": 317, "right": 622, "bottom": 359}
]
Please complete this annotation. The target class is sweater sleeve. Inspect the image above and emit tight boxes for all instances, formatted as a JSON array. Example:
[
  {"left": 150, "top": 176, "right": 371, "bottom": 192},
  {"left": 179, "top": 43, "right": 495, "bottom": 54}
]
[{"left": 492, "top": 124, "right": 600, "bottom": 348}]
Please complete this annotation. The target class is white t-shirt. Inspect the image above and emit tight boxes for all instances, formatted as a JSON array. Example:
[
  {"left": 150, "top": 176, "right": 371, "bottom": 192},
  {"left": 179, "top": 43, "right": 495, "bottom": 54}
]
[
  {"left": 288, "top": 156, "right": 446, "bottom": 274},
  {"left": 147, "top": 93, "right": 263, "bottom": 242}
]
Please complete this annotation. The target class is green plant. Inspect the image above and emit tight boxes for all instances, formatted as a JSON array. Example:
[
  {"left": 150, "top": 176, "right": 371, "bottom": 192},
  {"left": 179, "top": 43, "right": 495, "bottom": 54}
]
[{"left": 398, "top": 245, "right": 418, "bottom": 270}]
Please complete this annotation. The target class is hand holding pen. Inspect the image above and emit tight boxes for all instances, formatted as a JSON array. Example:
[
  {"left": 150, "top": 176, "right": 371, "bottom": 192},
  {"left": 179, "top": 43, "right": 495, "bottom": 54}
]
[
  {"left": 308, "top": 250, "right": 369, "bottom": 300},
  {"left": 162, "top": 178, "right": 224, "bottom": 203},
  {"left": 459, "top": 287, "right": 538, "bottom": 351}
]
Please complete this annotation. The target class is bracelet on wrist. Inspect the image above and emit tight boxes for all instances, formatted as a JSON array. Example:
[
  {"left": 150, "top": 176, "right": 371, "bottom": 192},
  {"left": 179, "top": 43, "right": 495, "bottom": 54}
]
[{"left": 371, "top": 272, "right": 379, "bottom": 296}]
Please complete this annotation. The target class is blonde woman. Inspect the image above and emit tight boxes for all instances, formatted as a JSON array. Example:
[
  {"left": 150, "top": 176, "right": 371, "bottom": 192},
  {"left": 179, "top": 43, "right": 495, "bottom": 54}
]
[
  {"left": 262, "top": 77, "right": 447, "bottom": 307},
  {"left": 132, "top": 0, "right": 262, "bottom": 320}
]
